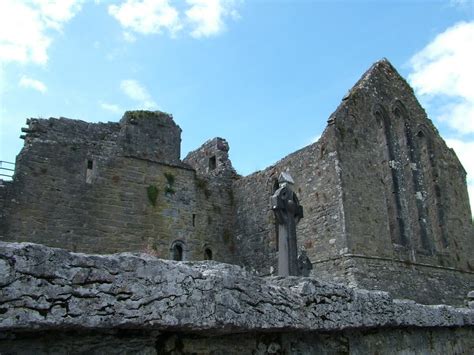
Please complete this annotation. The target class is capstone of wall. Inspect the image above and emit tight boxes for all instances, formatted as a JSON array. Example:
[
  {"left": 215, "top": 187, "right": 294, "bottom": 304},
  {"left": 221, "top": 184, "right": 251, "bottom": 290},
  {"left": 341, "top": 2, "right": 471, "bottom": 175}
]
[{"left": 1, "top": 241, "right": 473, "bottom": 354}]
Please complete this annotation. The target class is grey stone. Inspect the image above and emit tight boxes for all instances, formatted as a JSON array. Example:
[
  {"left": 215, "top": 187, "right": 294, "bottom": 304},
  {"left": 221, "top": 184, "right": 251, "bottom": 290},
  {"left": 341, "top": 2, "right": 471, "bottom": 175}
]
[
  {"left": 1, "top": 241, "right": 473, "bottom": 333},
  {"left": 271, "top": 174, "right": 304, "bottom": 276}
]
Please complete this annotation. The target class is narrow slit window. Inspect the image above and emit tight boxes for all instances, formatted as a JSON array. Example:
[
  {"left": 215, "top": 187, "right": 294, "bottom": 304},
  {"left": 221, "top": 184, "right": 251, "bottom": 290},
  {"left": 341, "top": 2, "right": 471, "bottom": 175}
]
[
  {"left": 209, "top": 156, "right": 216, "bottom": 170},
  {"left": 86, "top": 159, "right": 94, "bottom": 184},
  {"left": 192, "top": 213, "right": 196, "bottom": 227}
]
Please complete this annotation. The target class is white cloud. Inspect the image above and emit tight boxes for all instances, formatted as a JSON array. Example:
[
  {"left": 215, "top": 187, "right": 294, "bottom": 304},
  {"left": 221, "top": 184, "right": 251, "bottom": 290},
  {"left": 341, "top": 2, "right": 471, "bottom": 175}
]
[
  {"left": 186, "top": 0, "right": 239, "bottom": 38},
  {"left": 408, "top": 21, "right": 474, "bottom": 135},
  {"left": 99, "top": 101, "right": 123, "bottom": 114},
  {"left": 19, "top": 75, "right": 47, "bottom": 93},
  {"left": 446, "top": 139, "right": 474, "bottom": 215},
  {"left": 0, "top": 0, "right": 83, "bottom": 65},
  {"left": 109, "top": 0, "right": 241, "bottom": 40},
  {"left": 108, "top": 0, "right": 182, "bottom": 37},
  {"left": 120, "top": 79, "right": 158, "bottom": 109}
]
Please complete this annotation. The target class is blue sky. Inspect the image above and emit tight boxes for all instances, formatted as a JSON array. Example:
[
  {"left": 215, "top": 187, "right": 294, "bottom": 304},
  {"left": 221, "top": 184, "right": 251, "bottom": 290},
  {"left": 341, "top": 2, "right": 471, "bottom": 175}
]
[{"left": 0, "top": 0, "right": 473, "bottom": 211}]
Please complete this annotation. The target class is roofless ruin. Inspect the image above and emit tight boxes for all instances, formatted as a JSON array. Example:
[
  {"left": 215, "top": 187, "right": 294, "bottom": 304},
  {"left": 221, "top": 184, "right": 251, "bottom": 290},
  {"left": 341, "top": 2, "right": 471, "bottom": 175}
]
[{"left": 0, "top": 59, "right": 473, "bottom": 353}]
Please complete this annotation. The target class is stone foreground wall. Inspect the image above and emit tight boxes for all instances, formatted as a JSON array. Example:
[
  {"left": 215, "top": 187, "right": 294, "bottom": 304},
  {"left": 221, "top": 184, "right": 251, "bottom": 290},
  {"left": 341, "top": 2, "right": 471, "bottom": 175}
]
[
  {"left": 1, "top": 242, "right": 473, "bottom": 354},
  {"left": 1, "top": 328, "right": 472, "bottom": 354}
]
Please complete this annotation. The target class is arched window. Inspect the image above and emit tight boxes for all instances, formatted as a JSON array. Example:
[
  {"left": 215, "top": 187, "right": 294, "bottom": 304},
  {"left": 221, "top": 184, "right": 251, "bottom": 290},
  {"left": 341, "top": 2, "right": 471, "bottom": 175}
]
[
  {"left": 204, "top": 248, "right": 213, "bottom": 260},
  {"left": 170, "top": 240, "right": 185, "bottom": 261}
]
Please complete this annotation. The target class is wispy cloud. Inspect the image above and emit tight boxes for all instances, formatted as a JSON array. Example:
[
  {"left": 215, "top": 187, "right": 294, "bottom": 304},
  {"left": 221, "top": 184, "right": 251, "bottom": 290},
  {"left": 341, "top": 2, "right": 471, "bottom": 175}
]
[
  {"left": 19, "top": 75, "right": 47, "bottom": 93},
  {"left": 99, "top": 101, "right": 123, "bottom": 114},
  {"left": 120, "top": 79, "right": 158, "bottom": 109},
  {"left": 186, "top": 0, "right": 240, "bottom": 38},
  {"left": 408, "top": 21, "right": 474, "bottom": 215},
  {"left": 108, "top": 0, "right": 182, "bottom": 37},
  {"left": 123, "top": 32, "right": 137, "bottom": 43},
  {"left": 108, "top": 0, "right": 242, "bottom": 40},
  {"left": 0, "top": 0, "right": 83, "bottom": 65},
  {"left": 408, "top": 21, "right": 474, "bottom": 135}
]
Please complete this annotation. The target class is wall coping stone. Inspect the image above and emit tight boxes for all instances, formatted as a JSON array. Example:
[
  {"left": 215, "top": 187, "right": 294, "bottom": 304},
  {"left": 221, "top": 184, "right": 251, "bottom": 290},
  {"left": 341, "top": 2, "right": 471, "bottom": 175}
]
[{"left": 1, "top": 241, "right": 473, "bottom": 334}]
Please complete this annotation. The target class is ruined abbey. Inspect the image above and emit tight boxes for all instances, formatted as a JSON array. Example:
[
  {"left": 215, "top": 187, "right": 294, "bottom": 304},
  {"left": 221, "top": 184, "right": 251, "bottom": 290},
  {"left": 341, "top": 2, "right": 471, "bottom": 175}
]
[{"left": 1, "top": 59, "right": 473, "bottom": 353}]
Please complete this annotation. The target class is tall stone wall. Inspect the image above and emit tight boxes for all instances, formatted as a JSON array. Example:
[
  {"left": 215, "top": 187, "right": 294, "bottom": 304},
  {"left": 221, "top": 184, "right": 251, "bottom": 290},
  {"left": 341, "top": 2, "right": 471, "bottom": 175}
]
[
  {"left": 0, "top": 113, "right": 233, "bottom": 262},
  {"left": 329, "top": 59, "right": 474, "bottom": 304},
  {"left": 230, "top": 59, "right": 473, "bottom": 305},
  {"left": 232, "top": 127, "right": 346, "bottom": 275},
  {"left": 334, "top": 59, "right": 473, "bottom": 269},
  {"left": 183, "top": 137, "right": 238, "bottom": 264}
]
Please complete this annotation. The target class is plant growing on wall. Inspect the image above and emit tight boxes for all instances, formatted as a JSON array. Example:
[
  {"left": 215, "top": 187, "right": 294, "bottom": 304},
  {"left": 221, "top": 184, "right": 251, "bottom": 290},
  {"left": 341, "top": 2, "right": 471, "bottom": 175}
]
[
  {"left": 147, "top": 185, "right": 159, "bottom": 206},
  {"left": 164, "top": 172, "right": 175, "bottom": 185},
  {"left": 164, "top": 172, "right": 176, "bottom": 195}
]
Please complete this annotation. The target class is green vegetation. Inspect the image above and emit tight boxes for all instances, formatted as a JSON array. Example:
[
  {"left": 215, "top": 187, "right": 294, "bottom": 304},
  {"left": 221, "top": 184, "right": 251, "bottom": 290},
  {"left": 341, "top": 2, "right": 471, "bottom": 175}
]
[
  {"left": 164, "top": 172, "right": 176, "bottom": 195},
  {"left": 147, "top": 185, "right": 159, "bottom": 206},
  {"left": 164, "top": 172, "right": 175, "bottom": 185},
  {"left": 165, "top": 186, "right": 176, "bottom": 195}
]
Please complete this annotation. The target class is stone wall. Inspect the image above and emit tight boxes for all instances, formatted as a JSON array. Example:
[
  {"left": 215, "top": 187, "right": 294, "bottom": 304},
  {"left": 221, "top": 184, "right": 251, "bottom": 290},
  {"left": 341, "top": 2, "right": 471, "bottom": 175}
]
[
  {"left": 1, "top": 59, "right": 473, "bottom": 307},
  {"left": 118, "top": 111, "right": 182, "bottom": 165},
  {"left": 314, "top": 255, "right": 474, "bottom": 305},
  {"left": 232, "top": 59, "right": 474, "bottom": 305},
  {"left": 183, "top": 137, "right": 238, "bottom": 264},
  {"left": 325, "top": 60, "right": 474, "bottom": 305},
  {"left": 232, "top": 127, "right": 345, "bottom": 275},
  {"left": 1, "top": 328, "right": 472, "bottom": 354},
  {"left": 0, "top": 113, "right": 233, "bottom": 262},
  {"left": 1, "top": 242, "right": 473, "bottom": 354},
  {"left": 334, "top": 59, "right": 473, "bottom": 270}
]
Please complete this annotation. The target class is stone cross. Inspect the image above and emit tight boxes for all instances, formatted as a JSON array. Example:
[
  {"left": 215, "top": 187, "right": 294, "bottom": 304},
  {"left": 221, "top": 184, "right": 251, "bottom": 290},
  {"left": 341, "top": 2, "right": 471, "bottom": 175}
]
[{"left": 271, "top": 172, "right": 304, "bottom": 276}]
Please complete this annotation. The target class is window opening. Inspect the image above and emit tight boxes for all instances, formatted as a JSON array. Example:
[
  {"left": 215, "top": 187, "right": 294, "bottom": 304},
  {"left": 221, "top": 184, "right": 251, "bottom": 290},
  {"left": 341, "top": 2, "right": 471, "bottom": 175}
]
[
  {"left": 173, "top": 244, "right": 183, "bottom": 261},
  {"left": 204, "top": 248, "right": 213, "bottom": 260},
  {"left": 192, "top": 214, "right": 196, "bottom": 227},
  {"left": 209, "top": 156, "right": 216, "bottom": 170},
  {"left": 86, "top": 159, "right": 94, "bottom": 184}
]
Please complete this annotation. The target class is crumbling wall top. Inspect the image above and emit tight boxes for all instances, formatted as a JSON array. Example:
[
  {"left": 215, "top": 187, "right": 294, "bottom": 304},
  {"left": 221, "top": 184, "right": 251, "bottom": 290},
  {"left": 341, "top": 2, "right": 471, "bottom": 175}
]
[
  {"left": 184, "top": 137, "right": 237, "bottom": 178},
  {"left": 118, "top": 111, "right": 182, "bottom": 164}
]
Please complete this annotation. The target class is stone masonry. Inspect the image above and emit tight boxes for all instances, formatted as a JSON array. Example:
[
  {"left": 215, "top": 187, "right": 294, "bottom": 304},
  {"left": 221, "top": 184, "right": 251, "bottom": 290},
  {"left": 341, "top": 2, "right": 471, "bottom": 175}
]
[
  {"left": 0, "top": 242, "right": 473, "bottom": 354},
  {"left": 0, "top": 59, "right": 473, "bottom": 306}
]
